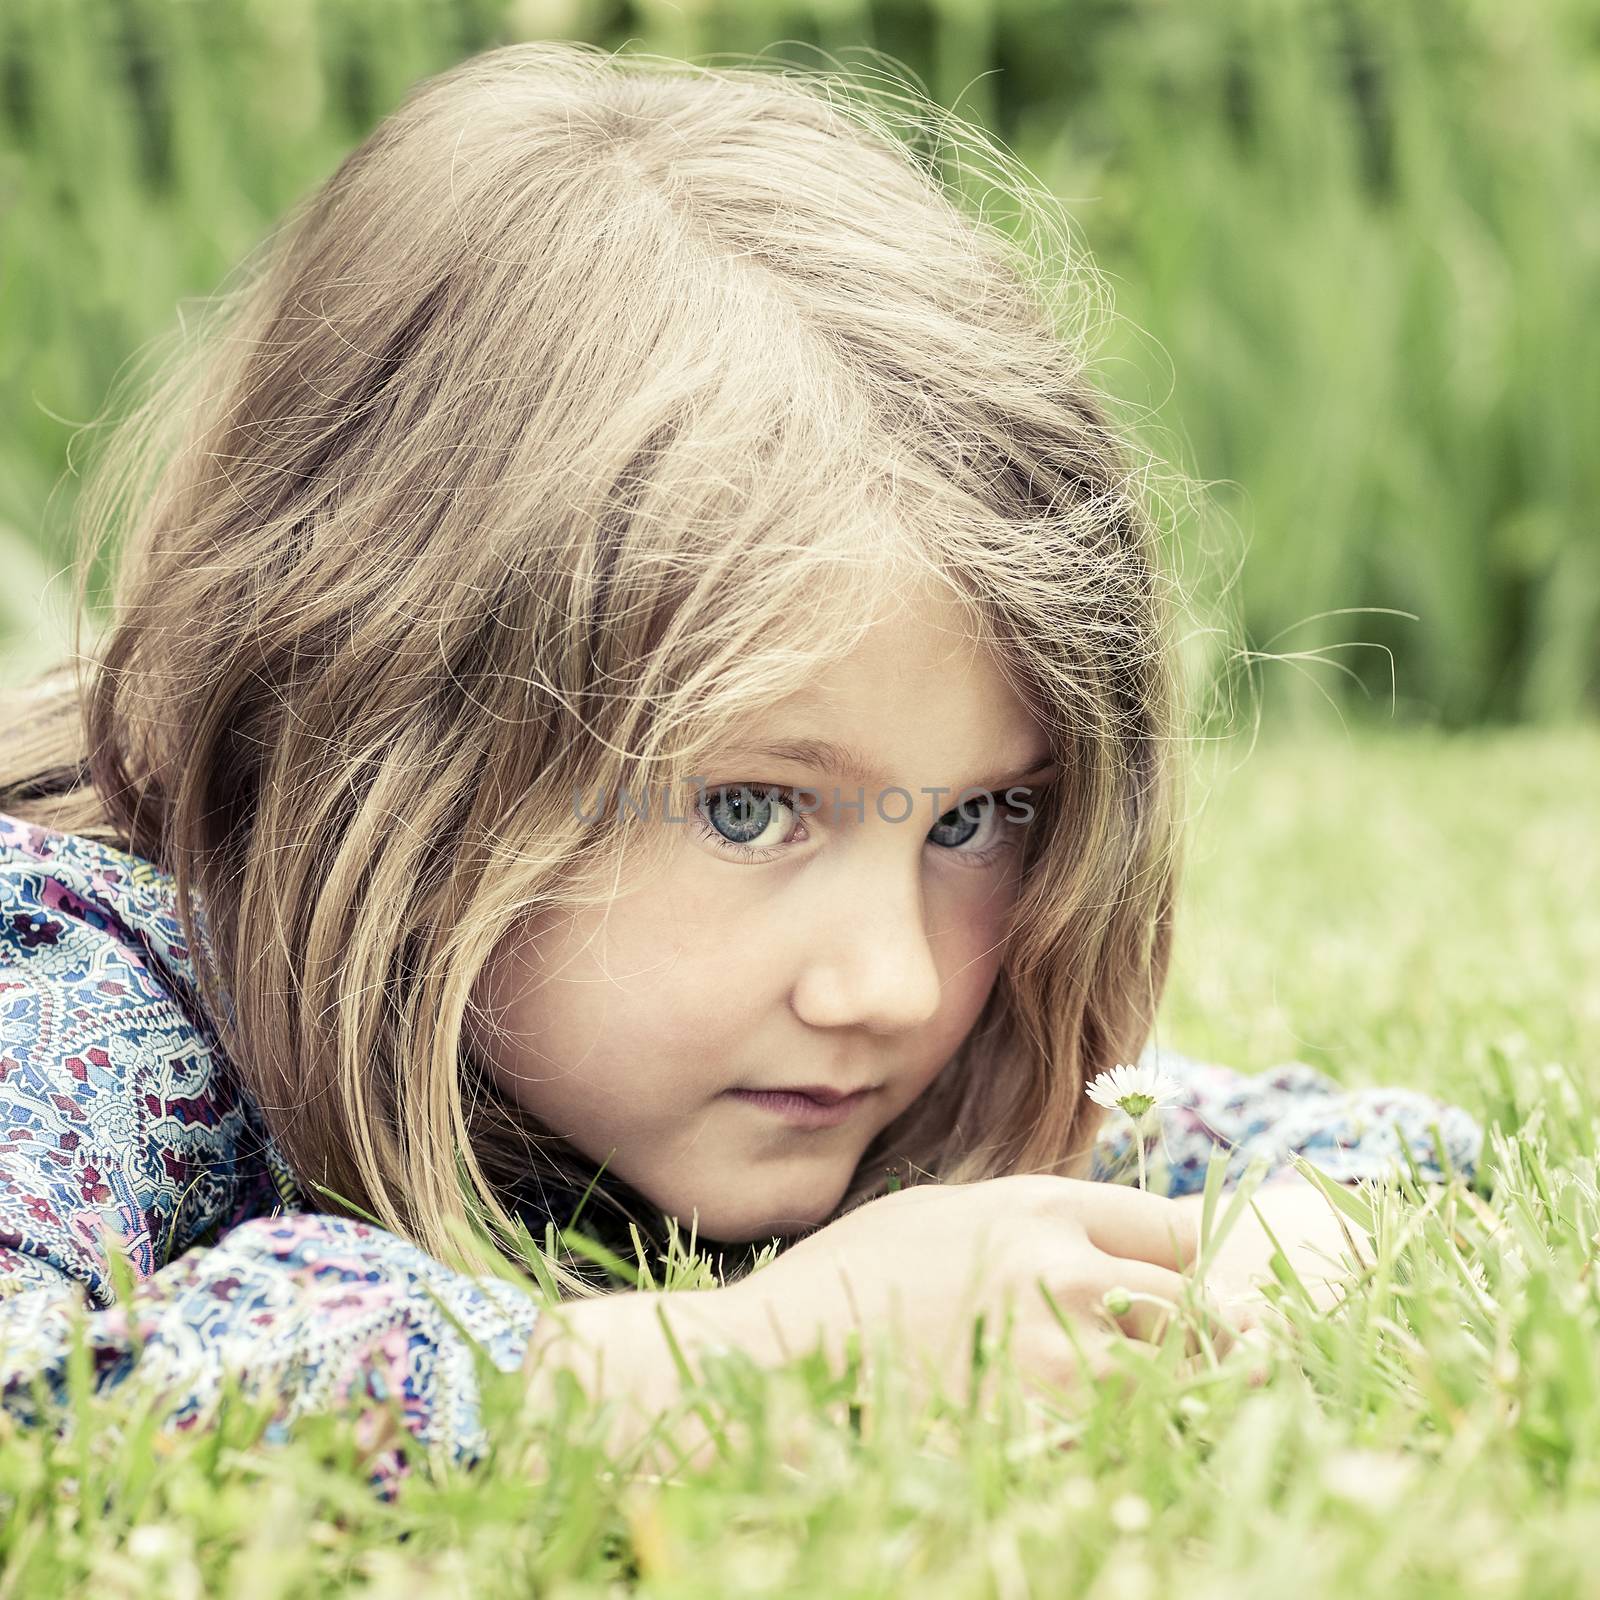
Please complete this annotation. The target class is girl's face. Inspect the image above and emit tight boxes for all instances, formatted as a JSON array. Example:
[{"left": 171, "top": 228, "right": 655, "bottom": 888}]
[{"left": 467, "top": 582, "right": 1055, "bottom": 1244}]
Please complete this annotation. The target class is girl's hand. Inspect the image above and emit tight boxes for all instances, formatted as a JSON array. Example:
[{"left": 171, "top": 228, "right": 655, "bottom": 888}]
[
  {"left": 718, "top": 1174, "right": 1254, "bottom": 1405},
  {"left": 524, "top": 1173, "right": 1257, "bottom": 1470},
  {"left": 1173, "top": 1169, "right": 1374, "bottom": 1322}
]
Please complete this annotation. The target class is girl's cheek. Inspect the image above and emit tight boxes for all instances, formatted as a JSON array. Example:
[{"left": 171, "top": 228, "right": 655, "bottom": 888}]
[
  {"left": 938, "top": 893, "right": 1016, "bottom": 1004},
  {"left": 952, "top": 936, "right": 1006, "bottom": 1016}
]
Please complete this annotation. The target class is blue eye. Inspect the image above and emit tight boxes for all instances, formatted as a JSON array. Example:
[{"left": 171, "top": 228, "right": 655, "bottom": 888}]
[
  {"left": 929, "top": 794, "right": 990, "bottom": 850},
  {"left": 696, "top": 784, "right": 801, "bottom": 859},
  {"left": 693, "top": 783, "right": 1025, "bottom": 866}
]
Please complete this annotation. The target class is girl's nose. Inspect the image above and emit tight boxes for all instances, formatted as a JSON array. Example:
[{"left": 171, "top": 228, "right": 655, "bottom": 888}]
[{"left": 787, "top": 863, "right": 943, "bottom": 1035}]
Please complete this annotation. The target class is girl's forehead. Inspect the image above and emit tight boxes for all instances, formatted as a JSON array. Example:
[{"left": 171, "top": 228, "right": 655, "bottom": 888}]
[
  {"left": 665, "top": 570, "right": 1036, "bottom": 769},
  {"left": 704, "top": 657, "right": 1048, "bottom": 785},
  {"left": 789, "top": 582, "right": 1000, "bottom": 688}
]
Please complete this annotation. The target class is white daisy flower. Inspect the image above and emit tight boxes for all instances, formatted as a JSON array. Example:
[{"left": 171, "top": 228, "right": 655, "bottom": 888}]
[
  {"left": 1085, "top": 1061, "right": 1184, "bottom": 1192},
  {"left": 1085, "top": 1061, "right": 1184, "bottom": 1127}
]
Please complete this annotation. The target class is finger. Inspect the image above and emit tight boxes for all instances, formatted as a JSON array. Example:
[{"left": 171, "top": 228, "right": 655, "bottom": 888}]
[
  {"left": 1020, "top": 1325, "right": 1142, "bottom": 1411},
  {"left": 1085, "top": 1256, "right": 1242, "bottom": 1355},
  {"left": 1171, "top": 1331, "right": 1272, "bottom": 1391},
  {"left": 1073, "top": 1184, "right": 1201, "bottom": 1272}
]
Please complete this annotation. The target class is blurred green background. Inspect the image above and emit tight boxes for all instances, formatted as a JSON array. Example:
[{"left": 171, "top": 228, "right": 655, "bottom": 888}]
[{"left": 1, "top": 0, "right": 1595, "bottom": 727}]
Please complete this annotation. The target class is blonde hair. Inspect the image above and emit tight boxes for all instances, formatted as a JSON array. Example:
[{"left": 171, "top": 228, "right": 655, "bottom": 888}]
[{"left": 0, "top": 42, "right": 1189, "bottom": 1296}]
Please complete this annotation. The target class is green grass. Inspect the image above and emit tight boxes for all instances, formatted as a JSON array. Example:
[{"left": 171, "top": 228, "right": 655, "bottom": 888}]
[
  {"left": 3, "top": 724, "right": 1596, "bottom": 1597},
  {"left": 2, "top": 0, "right": 1596, "bottom": 723}
]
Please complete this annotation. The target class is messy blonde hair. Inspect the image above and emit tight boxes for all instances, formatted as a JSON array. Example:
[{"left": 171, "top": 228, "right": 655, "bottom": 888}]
[{"left": 0, "top": 42, "right": 1189, "bottom": 1296}]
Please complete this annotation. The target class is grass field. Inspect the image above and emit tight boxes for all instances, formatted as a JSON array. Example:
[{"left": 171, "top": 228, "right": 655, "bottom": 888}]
[{"left": 2, "top": 723, "right": 1595, "bottom": 1598}]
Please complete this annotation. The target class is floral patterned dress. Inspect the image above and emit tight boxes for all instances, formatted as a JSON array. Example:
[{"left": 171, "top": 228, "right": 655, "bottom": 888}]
[{"left": 0, "top": 811, "right": 1484, "bottom": 1485}]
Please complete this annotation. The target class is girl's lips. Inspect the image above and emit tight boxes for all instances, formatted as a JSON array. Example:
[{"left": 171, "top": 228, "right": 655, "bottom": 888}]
[{"left": 725, "top": 1087, "right": 874, "bottom": 1129}]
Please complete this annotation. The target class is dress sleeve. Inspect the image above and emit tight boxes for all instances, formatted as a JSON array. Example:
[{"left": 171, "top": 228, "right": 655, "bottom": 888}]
[
  {"left": 0, "top": 1213, "right": 540, "bottom": 1489},
  {"left": 0, "top": 847, "right": 540, "bottom": 1489},
  {"left": 1086, "top": 1043, "right": 1486, "bottom": 1199}
]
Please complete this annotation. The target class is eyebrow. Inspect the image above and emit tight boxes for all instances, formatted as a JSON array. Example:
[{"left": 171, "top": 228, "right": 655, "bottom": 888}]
[{"left": 720, "top": 736, "right": 1059, "bottom": 795}]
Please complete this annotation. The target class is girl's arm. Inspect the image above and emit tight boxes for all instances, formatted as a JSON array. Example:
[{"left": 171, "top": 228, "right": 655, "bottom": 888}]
[
  {"left": 1091, "top": 1045, "right": 1485, "bottom": 1197},
  {"left": 0, "top": 852, "right": 538, "bottom": 1493},
  {"left": 1170, "top": 1170, "right": 1374, "bottom": 1318}
]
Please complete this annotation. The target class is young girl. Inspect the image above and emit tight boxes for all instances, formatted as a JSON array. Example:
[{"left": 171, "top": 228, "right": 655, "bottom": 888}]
[{"left": 0, "top": 42, "right": 1482, "bottom": 1486}]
